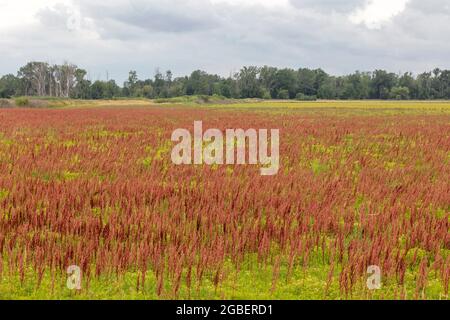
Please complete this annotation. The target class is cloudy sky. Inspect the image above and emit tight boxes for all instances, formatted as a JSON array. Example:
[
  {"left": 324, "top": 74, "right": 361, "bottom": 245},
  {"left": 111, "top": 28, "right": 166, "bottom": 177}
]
[{"left": 0, "top": 0, "right": 449, "bottom": 82}]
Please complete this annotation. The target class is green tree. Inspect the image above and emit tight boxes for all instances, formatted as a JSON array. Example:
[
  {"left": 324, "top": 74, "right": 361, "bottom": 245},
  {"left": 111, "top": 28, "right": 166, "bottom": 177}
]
[
  {"left": 390, "top": 86, "right": 410, "bottom": 100},
  {"left": 124, "top": 70, "right": 138, "bottom": 97},
  {"left": 371, "top": 70, "right": 398, "bottom": 99},
  {"left": 273, "top": 68, "right": 297, "bottom": 98},
  {"left": 260, "top": 66, "right": 278, "bottom": 98},
  {"left": 317, "top": 77, "right": 337, "bottom": 99},
  {"left": 72, "top": 69, "right": 91, "bottom": 99},
  {"left": 0, "top": 74, "right": 20, "bottom": 98},
  {"left": 417, "top": 72, "right": 432, "bottom": 99},
  {"left": 104, "top": 80, "right": 121, "bottom": 98},
  {"left": 277, "top": 89, "right": 290, "bottom": 99},
  {"left": 186, "top": 70, "right": 215, "bottom": 96},
  {"left": 297, "top": 68, "right": 316, "bottom": 96},
  {"left": 237, "top": 66, "right": 262, "bottom": 98},
  {"left": 398, "top": 72, "right": 418, "bottom": 99}
]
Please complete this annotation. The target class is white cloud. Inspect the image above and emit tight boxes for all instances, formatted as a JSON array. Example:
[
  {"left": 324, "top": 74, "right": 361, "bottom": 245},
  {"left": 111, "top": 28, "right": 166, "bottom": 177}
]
[
  {"left": 349, "top": 0, "right": 410, "bottom": 29},
  {"left": 0, "top": 0, "right": 74, "bottom": 30},
  {"left": 210, "top": 0, "right": 290, "bottom": 8}
]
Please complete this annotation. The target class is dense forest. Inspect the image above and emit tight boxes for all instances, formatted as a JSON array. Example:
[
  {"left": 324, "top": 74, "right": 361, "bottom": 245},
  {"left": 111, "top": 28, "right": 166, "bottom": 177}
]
[{"left": 0, "top": 62, "right": 449, "bottom": 100}]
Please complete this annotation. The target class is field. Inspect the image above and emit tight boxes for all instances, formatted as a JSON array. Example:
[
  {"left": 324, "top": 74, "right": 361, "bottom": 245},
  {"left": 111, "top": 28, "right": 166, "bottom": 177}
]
[{"left": 0, "top": 100, "right": 449, "bottom": 300}]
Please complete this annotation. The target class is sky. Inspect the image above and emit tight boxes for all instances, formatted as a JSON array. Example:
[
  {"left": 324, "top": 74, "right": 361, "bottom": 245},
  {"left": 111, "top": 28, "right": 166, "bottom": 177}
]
[{"left": 0, "top": 0, "right": 449, "bottom": 83}]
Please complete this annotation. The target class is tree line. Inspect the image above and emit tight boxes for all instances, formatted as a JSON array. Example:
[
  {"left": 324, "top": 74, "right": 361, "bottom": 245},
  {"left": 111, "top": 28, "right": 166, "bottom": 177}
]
[{"left": 1, "top": 62, "right": 449, "bottom": 100}]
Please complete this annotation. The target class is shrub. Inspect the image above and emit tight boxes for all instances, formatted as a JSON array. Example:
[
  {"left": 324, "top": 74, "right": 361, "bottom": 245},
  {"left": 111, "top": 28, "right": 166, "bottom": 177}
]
[
  {"left": 197, "top": 95, "right": 210, "bottom": 103},
  {"left": 277, "top": 90, "right": 290, "bottom": 100},
  {"left": 390, "top": 86, "right": 410, "bottom": 100},
  {"left": 154, "top": 98, "right": 172, "bottom": 104},
  {"left": 155, "top": 95, "right": 228, "bottom": 104},
  {"left": 295, "top": 93, "right": 317, "bottom": 101},
  {"left": 261, "top": 89, "right": 272, "bottom": 100},
  {"left": 0, "top": 99, "right": 12, "bottom": 108},
  {"left": 15, "top": 97, "right": 29, "bottom": 106}
]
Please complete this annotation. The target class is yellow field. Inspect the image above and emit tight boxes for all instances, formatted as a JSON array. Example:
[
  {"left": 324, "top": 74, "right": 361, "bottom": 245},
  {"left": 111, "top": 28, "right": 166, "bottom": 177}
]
[{"left": 208, "top": 100, "right": 450, "bottom": 112}]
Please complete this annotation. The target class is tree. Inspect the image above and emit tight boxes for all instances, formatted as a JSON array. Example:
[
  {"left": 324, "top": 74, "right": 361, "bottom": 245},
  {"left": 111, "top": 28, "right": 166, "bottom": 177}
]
[
  {"left": 59, "top": 62, "right": 77, "bottom": 97},
  {"left": 72, "top": 69, "right": 91, "bottom": 99},
  {"left": 390, "top": 86, "right": 410, "bottom": 100},
  {"left": 274, "top": 69, "right": 297, "bottom": 99},
  {"left": 0, "top": 74, "right": 20, "bottom": 98},
  {"left": 165, "top": 70, "right": 173, "bottom": 86},
  {"left": 186, "top": 70, "right": 211, "bottom": 96},
  {"left": 16, "top": 61, "right": 79, "bottom": 97},
  {"left": 2, "top": 61, "right": 450, "bottom": 101},
  {"left": 317, "top": 77, "right": 337, "bottom": 99},
  {"left": 124, "top": 70, "right": 139, "bottom": 97},
  {"left": 277, "top": 89, "right": 290, "bottom": 99},
  {"left": 371, "top": 70, "right": 398, "bottom": 99},
  {"left": 439, "top": 70, "right": 450, "bottom": 99},
  {"left": 340, "top": 72, "right": 370, "bottom": 99},
  {"left": 104, "top": 80, "right": 121, "bottom": 98},
  {"left": 90, "top": 81, "right": 105, "bottom": 99},
  {"left": 18, "top": 62, "right": 41, "bottom": 96},
  {"left": 430, "top": 68, "right": 450, "bottom": 99},
  {"left": 140, "top": 85, "right": 153, "bottom": 98},
  {"left": 237, "top": 66, "right": 262, "bottom": 98},
  {"left": 297, "top": 68, "right": 316, "bottom": 96},
  {"left": 153, "top": 69, "right": 166, "bottom": 97},
  {"left": 313, "top": 69, "right": 329, "bottom": 94},
  {"left": 169, "top": 77, "right": 187, "bottom": 97},
  {"left": 399, "top": 72, "right": 418, "bottom": 99},
  {"left": 417, "top": 72, "right": 432, "bottom": 99},
  {"left": 216, "top": 78, "right": 237, "bottom": 98},
  {"left": 260, "top": 66, "right": 278, "bottom": 98}
]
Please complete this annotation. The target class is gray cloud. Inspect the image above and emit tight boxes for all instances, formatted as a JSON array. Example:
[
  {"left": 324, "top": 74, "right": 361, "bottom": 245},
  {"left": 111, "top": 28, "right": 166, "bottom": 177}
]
[
  {"left": 290, "top": 0, "right": 364, "bottom": 12},
  {"left": 407, "top": 0, "right": 450, "bottom": 14},
  {"left": 0, "top": 0, "right": 448, "bottom": 83},
  {"left": 78, "top": 0, "right": 219, "bottom": 34}
]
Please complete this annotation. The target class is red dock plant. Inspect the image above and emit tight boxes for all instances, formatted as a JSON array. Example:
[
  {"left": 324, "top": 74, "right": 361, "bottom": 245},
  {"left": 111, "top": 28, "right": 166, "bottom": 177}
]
[{"left": 0, "top": 106, "right": 448, "bottom": 299}]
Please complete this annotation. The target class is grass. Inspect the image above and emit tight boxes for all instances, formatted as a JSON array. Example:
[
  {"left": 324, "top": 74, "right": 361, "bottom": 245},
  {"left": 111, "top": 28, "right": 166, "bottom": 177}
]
[
  {"left": 0, "top": 99, "right": 449, "bottom": 300},
  {"left": 5, "top": 97, "right": 450, "bottom": 113},
  {"left": 153, "top": 95, "right": 240, "bottom": 105},
  {"left": 208, "top": 100, "right": 450, "bottom": 113},
  {"left": 1, "top": 251, "right": 446, "bottom": 300}
]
